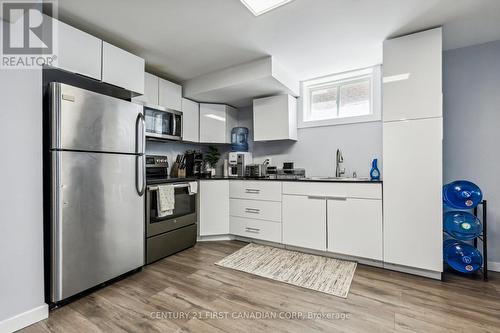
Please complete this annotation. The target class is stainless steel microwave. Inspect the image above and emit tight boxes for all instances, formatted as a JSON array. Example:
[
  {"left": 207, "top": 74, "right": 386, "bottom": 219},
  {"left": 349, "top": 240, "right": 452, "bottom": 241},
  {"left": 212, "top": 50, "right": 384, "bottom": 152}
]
[{"left": 144, "top": 105, "right": 182, "bottom": 141}]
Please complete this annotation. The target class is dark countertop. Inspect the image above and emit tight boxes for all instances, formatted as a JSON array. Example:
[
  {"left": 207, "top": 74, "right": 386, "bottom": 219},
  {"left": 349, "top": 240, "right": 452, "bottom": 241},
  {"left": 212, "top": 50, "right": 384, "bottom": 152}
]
[
  {"left": 146, "top": 177, "right": 199, "bottom": 185},
  {"left": 197, "top": 176, "right": 382, "bottom": 184}
]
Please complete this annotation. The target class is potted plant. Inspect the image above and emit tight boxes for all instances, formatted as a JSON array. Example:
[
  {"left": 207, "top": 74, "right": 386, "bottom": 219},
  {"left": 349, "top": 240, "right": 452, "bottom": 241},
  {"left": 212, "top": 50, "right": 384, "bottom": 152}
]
[{"left": 204, "top": 145, "right": 220, "bottom": 177}]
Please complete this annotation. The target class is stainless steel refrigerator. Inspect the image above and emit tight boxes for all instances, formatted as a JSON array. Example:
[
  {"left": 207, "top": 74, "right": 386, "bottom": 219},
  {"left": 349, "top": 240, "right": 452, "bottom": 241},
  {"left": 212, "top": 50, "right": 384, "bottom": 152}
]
[{"left": 49, "top": 82, "right": 145, "bottom": 303}]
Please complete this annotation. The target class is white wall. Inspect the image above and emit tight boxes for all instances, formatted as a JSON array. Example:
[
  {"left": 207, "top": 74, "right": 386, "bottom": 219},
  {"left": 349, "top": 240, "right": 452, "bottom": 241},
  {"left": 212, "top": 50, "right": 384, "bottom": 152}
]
[
  {"left": 0, "top": 69, "right": 48, "bottom": 331},
  {"left": 238, "top": 106, "right": 382, "bottom": 178},
  {"left": 443, "top": 40, "right": 500, "bottom": 270}
]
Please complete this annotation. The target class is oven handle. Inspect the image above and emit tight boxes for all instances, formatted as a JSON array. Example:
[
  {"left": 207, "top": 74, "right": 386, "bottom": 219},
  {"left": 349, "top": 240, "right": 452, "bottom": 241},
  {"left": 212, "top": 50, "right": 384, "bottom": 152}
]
[{"left": 148, "top": 183, "right": 192, "bottom": 190}]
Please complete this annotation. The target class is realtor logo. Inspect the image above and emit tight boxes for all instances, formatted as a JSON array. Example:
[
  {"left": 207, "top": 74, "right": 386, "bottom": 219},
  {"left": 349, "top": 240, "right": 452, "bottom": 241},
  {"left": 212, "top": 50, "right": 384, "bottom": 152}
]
[{"left": 1, "top": 1, "right": 57, "bottom": 68}]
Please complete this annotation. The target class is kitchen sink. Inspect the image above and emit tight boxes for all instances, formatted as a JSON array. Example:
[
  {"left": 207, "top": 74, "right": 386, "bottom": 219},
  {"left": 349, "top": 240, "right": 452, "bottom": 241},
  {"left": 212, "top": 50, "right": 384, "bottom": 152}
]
[{"left": 301, "top": 176, "right": 371, "bottom": 182}]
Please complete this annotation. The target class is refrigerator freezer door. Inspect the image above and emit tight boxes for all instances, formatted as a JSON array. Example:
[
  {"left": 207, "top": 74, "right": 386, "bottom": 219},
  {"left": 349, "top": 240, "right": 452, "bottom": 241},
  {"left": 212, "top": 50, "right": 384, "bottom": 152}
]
[
  {"left": 382, "top": 118, "right": 443, "bottom": 272},
  {"left": 51, "top": 151, "right": 144, "bottom": 302},
  {"left": 51, "top": 82, "right": 144, "bottom": 154}
]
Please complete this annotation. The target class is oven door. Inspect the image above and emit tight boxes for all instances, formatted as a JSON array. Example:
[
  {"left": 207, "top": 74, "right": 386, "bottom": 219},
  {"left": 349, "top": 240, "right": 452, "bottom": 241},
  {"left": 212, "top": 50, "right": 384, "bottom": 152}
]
[
  {"left": 144, "top": 106, "right": 182, "bottom": 141},
  {"left": 146, "top": 183, "right": 196, "bottom": 237}
]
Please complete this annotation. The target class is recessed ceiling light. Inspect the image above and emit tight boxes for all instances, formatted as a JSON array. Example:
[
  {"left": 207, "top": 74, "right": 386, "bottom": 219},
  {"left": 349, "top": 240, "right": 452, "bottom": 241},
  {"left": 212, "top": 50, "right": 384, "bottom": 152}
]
[{"left": 240, "top": 0, "right": 294, "bottom": 16}]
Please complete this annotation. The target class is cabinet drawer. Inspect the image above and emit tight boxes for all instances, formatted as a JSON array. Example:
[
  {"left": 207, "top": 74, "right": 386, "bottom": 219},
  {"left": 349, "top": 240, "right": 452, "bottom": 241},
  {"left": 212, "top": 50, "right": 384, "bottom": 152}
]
[
  {"left": 230, "top": 181, "right": 281, "bottom": 201},
  {"left": 230, "top": 199, "right": 281, "bottom": 222},
  {"left": 230, "top": 217, "right": 282, "bottom": 243},
  {"left": 282, "top": 182, "right": 381, "bottom": 199}
]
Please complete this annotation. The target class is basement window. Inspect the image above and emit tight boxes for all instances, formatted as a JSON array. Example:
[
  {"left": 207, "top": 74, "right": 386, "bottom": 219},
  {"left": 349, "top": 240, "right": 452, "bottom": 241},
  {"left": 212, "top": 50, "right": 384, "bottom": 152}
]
[{"left": 299, "top": 66, "right": 381, "bottom": 128}]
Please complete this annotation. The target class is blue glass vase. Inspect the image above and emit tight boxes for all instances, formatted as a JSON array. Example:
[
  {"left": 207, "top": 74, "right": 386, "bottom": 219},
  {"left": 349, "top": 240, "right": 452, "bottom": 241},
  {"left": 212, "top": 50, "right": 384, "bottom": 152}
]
[{"left": 370, "top": 158, "right": 380, "bottom": 181}]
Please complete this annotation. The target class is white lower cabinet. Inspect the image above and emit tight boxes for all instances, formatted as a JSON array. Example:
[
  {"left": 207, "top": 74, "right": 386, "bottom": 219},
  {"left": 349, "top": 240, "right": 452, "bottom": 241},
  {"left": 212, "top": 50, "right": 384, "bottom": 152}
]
[
  {"left": 201, "top": 180, "right": 383, "bottom": 263},
  {"left": 282, "top": 195, "right": 326, "bottom": 251},
  {"left": 230, "top": 199, "right": 281, "bottom": 222},
  {"left": 230, "top": 217, "right": 281, "bottom": 243},
  {"left": 327, "top": 198, "right": 383, "bottom": 260},
  {"left": 199, "top": 180, "right": 229, "bottom": 236}
]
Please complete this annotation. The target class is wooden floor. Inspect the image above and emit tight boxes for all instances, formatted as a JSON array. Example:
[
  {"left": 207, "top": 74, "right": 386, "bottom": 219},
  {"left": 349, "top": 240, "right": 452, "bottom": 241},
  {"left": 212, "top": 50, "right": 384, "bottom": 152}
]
[{"left": 22, "top": 241, "right": 500, "bottom": 333}]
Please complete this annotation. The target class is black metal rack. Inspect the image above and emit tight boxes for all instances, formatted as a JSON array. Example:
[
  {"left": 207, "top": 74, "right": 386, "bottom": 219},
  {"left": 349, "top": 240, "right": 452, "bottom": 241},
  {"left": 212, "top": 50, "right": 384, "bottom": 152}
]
[{"left": 473, "top": 200, "right": 488, "bottom": 281}]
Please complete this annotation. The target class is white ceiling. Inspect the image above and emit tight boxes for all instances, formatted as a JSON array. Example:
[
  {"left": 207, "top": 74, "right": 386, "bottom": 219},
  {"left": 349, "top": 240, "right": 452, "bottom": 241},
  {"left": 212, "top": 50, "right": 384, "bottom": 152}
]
[{"left": 54, "top": 0, "right": 500, "bottom": 83}]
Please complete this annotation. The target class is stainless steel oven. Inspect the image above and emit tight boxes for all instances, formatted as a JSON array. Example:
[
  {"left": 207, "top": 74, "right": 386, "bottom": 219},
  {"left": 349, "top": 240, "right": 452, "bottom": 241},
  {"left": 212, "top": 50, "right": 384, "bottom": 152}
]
[
  {"left": 145, "top": 182, "right": 197, "bottom": 264},
  {"left": 144, "top": 105, "right": 182, "bottom": 141}
]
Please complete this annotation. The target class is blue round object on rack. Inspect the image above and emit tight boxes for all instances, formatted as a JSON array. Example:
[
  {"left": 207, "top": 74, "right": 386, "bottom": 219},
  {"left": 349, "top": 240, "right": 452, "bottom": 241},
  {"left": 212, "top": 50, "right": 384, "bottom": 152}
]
[
  {"left": 443, "top": 180, "right": 483, "bottom": 209},
  {"left": 443, "top": 239, "right": 483, "bottom": 274},
  {"left": 444, "top": 211, "right": 483, "bottom": 240}
]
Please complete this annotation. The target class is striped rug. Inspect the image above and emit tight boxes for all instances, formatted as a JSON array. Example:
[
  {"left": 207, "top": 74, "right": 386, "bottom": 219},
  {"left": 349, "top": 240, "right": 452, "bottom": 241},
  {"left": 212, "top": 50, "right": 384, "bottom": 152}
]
[{"left": 215, "top": 243, "right": 357, "bottom": 298}]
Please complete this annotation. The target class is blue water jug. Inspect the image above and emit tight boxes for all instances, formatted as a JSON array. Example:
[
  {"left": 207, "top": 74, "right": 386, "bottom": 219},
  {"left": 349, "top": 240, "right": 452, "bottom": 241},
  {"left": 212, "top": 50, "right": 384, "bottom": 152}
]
[
  {"left": 444, "top": 211, "right": 482, "bottom": 240},
  {"left": 443, "top": 180, "right": 483, "bottom": 209},
  {"left": 443, "top": 239, "right": 483, "bottom": 273},
  {"left": 231, "top": 127, "right": 249, "bottom": 152}
]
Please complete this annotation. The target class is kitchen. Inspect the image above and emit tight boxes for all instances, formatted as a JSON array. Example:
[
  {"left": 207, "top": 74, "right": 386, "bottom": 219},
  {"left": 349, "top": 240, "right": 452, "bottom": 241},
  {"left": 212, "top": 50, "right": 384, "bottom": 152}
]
[{"left": 1, "top": 0, "right": 500, "bottom": 332}]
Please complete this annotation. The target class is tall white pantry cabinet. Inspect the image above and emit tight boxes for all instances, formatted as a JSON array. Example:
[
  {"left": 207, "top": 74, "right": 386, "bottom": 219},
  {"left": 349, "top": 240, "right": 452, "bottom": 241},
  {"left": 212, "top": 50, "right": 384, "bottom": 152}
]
[{"left": 382, "top": 28, "right": 443, "bottom": 277}]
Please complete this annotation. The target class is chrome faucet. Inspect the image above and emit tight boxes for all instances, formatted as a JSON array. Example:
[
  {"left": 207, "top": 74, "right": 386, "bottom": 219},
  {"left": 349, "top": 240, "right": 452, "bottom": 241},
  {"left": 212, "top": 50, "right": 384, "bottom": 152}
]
[{"left": 335, "top": 149, "right": 345, "bottom": 178}]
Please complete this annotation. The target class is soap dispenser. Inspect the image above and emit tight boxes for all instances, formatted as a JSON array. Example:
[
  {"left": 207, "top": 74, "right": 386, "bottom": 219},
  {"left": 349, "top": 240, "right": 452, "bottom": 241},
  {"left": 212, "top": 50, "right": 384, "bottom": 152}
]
[{"left": 370, "top": 159, "right": 380, "bottom": 181}]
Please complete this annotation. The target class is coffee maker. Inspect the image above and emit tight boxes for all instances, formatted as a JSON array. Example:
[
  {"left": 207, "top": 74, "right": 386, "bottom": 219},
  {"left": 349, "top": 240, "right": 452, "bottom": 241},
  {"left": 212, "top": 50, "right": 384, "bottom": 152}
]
[
  {"left": 228, "top": 152, "right": 253, "bottom": 177},
  {"left": 184, "top": 150, "right": 204, "bottom": 177}
]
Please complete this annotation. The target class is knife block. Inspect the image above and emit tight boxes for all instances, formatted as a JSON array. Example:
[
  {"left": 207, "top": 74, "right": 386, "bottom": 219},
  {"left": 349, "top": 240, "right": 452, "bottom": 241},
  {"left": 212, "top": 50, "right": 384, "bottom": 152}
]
[{"left": 170, "top": 162, "right": 186, "bottom": 178}]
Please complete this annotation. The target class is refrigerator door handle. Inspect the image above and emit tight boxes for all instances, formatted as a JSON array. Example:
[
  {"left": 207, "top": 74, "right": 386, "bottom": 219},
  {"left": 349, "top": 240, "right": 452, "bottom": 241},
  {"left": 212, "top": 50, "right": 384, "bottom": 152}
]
[
  {"left": 135, "top": 113, "right": 146, "bottom": 196},
  {"left": 135, "top": 113, "right": 146, "bottom": 154},
  {"left": 136, "top": 155, "right": 146, "bottom": 196}
]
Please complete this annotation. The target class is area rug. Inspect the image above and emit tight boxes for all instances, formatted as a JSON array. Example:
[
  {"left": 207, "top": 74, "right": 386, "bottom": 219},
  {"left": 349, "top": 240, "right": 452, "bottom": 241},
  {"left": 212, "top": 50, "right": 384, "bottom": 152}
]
[{"left": 215, "top": 243, "right": 357, "bottom": 298}]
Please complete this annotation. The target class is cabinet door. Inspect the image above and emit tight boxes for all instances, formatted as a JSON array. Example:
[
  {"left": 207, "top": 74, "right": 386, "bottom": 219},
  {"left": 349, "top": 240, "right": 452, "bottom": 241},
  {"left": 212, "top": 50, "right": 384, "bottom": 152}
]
[
  {"left": 282, "top": 195, "right": 326, "bottom": 251},
  {"left": 55, "top": 18, "right": 102, "bottom": 80},
  {"left": 133, "top": 73, "right": 159, "bottom": 105},
  {"left": 327, "top": 198, "right": 383, "bottom": 260},
  {"left": 181, "top": 98, "right": 199, "bottom": 142},
  {"left": 159, "top": 79, "right": 182, "bottom": 111},
  {"left": 225, "top": 106, "right": 238, "bottom": 144},
  {"left": 383, "top": 118, "right": 442, "bottom": 271},
  {"left": 253, "top": 95, "right": 297, "bottom": 141},
  {"left": 199, "top": 104, "right": 227, "bottom": 143},
  {"left": 102, "top": 42, "right": 145, "bottom": 94},
  {"left": 383, "top": 28, "right": 442, "bottom": 122},
  {"left": 199, "top": 180, "right": 229, "bottom": 236}
]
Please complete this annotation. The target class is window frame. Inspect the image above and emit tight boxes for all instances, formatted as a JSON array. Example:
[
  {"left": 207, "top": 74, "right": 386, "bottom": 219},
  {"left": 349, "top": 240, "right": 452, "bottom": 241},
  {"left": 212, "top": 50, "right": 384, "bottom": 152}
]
[{"left": 299, "top": 65, "right": 382, "bottom": 128}]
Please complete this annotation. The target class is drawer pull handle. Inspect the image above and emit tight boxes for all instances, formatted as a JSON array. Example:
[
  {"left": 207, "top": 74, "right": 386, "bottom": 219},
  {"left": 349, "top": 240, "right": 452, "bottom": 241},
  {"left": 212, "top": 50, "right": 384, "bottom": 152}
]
[
  {"left": 325, "top": 196, "right": 347, "bottom": 201},
  {"left": 245, "top": 189, "right": 260, "bottom": 194},
  {"left": 245, "top": 227, "right": 260, "bottom": 233},
  {"left": 245, "top": 208, "right": 260, "bottom": 214},
  {"left": 307, "top": 196, "right": 325, "bottom": 200}
]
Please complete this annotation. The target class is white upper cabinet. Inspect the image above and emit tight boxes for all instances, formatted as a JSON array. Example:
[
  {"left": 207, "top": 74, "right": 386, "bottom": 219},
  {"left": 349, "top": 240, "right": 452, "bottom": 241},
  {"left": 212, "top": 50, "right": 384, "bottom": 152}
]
[
  {"left": 383, "top": 28, "right": 442, "bottom": 122},
  {"left": 253, "top": 95, "right": 297, "bottom": 141},
  {"left": 133, "top": 72, "right": 159, "bottom": 105},
  {"left": 181, "top": 98, "right": 200, "bottom": 143},
  {"left": 53, "top": 19, "right": 102, "bottom": 80},
  {"left": 199, "top": 104, "right": 237, "bottom": 144},
  {"left": 159, "top": 78, "right": 182, "bottom": 111},
  {"left": 102, "top": 41, "right": 145, "bottom": 95},
  {"left": 133, "top": 73, "right": 183, "bottom": 111}
]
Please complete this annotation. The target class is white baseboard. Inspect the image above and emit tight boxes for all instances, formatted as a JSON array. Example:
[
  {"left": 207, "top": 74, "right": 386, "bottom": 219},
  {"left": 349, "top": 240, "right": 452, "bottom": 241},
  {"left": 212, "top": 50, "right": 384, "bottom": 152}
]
[
  {"left": 197, "top": 234, "right": 235, "bottom": 242},
  {"left": 488, "top": 261, "right": 500, "bottom": 272},
  {"left": 0, "top": 304, "right": 48, "bottom": 333},
  {"left": 383, "top": 262, "right": 442, "bottom": 280}
]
